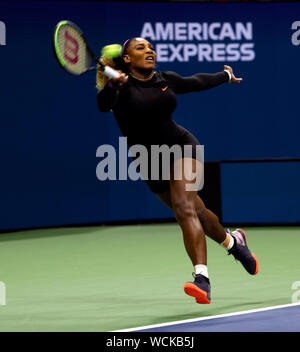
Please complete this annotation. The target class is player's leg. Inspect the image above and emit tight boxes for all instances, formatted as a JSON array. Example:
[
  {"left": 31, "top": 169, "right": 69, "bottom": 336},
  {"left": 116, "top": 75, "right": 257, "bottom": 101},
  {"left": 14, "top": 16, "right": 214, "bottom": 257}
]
[
  {"left": 194, "top": 196, "right": 259, "bottom": 274},
  {"left": 157, "top": 172, "right": 259, "bottom": 276},
  {"left": 195, "top": 196, "right": 227, "bottom": 243},
  {"left": 169, "top": 158, "right": 211, "bottom": 303},
  {"left": 158, "top": 190, "right": 228, "bottom": 245},
  {"left": 169, "top": 158, "right": 206, "bottom": 266}
]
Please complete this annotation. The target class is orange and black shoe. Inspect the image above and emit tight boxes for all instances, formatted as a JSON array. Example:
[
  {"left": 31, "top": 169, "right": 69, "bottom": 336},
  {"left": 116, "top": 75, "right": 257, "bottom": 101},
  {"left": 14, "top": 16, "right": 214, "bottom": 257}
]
[
  {"left": 227, "top": 228, "right": 259, "bottom": 275},
  {"left": 184, "top": 273, "right": 211, "bottom": 304}
]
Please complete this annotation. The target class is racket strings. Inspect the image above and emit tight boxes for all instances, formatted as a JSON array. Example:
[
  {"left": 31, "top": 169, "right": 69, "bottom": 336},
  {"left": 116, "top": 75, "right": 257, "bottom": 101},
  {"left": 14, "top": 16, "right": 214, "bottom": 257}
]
[{"left": 56, "top": 24, "right": 91, "bottom": 75}]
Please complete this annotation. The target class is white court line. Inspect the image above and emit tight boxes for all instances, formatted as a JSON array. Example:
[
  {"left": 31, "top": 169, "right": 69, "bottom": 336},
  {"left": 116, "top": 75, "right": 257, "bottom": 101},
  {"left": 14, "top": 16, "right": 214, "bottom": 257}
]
[{"left": 112, "top": 301, "right": 300, "bottom": 332}]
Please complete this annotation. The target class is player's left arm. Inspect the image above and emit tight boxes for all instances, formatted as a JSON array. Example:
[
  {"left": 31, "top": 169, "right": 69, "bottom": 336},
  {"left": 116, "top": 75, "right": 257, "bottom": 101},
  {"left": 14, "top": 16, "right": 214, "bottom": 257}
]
[{"left": 163, "top": 65, "right": 242, "bottom": 94}]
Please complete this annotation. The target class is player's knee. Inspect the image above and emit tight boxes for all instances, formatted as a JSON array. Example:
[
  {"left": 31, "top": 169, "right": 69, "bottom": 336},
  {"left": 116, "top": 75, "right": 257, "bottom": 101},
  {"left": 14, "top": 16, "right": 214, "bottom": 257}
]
[{"left": 173, "top": 199, "right": 197, "bottom": 222}]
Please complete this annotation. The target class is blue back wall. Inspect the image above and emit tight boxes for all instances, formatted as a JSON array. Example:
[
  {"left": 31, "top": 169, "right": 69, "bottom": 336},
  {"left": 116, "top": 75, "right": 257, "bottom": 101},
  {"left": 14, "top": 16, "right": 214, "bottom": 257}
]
[{"left": 1, "top": 1, "right": 299, "bottom": 229}]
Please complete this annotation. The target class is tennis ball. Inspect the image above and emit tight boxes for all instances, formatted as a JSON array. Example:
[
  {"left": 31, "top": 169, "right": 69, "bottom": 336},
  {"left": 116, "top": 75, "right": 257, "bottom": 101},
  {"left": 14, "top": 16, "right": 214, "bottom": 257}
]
[{"left": 101, "top": 44, "right": 123, "bottom": 58}]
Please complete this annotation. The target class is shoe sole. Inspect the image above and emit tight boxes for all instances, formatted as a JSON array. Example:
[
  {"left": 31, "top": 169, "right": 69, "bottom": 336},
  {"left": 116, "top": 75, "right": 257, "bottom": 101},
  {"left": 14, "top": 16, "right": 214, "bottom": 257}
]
[
  {"left": 237, "top": 228, "right": 259, "bottom": 275},
  {"left": 184, "top": 283, "right": 211, "bottom": 304}
]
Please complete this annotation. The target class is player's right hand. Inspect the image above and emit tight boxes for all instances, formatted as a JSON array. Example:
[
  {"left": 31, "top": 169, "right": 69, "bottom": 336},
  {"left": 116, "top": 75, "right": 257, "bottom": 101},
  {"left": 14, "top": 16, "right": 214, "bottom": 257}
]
[{"left": 109, "top": 71, "right": 128, "bottom": 88}]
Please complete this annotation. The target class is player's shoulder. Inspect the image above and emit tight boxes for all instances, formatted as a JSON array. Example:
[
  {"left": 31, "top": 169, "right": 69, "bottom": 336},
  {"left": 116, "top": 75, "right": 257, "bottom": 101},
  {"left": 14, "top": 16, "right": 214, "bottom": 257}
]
[{"left": 159, "top": 71, "right": 182, "bottom": 80}]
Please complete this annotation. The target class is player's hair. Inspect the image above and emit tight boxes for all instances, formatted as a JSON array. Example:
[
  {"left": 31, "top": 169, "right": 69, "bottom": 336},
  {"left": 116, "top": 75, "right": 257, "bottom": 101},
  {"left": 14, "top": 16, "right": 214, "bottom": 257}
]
[{"left": 96, "top": 38, "right": 135, "bottom": 91}]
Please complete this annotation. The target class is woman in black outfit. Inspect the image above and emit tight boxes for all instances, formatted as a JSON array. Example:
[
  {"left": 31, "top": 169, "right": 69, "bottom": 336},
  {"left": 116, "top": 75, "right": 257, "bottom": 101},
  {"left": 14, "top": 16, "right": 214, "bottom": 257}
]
[{"left": 97, "top": 37, "right": 259, "bottom": 304}]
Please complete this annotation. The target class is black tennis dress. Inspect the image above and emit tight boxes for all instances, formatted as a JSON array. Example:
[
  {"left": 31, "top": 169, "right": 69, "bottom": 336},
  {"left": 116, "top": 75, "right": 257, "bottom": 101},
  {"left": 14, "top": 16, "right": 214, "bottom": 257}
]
[{"left": 97, "top": 70, "right": 229, "bottom": 193}]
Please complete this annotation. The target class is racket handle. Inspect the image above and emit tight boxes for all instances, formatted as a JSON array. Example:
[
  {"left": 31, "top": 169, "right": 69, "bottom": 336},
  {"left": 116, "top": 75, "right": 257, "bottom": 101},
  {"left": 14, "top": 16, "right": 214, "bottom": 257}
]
[{"left": 103, "top": 66, "right": 120, "bottom": 79}]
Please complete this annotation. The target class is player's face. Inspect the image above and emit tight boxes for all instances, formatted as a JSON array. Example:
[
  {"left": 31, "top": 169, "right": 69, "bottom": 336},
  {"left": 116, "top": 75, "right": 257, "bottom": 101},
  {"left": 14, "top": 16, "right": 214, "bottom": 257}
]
[{"left": 124, "top": 38, "right": 156, "bottom": 71}]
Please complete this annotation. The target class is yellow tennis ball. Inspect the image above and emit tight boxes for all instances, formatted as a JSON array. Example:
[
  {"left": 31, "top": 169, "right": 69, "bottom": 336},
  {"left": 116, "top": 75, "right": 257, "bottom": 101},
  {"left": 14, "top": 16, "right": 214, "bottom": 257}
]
[{"left": 101, "top": 44, "right": 123, "bottom": 58}]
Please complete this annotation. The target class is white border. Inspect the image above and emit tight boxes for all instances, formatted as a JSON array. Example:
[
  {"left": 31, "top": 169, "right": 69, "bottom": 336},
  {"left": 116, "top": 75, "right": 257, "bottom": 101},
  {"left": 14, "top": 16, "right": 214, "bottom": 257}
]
[{"left": 112, "top": 302, "right": 300, "bottom": 332}]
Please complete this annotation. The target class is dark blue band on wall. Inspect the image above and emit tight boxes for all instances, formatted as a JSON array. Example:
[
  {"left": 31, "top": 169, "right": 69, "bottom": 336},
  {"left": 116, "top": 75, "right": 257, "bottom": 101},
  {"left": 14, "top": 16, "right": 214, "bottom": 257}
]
[{"left": 221, "top": 161, "right": 300, "bottom": 224}]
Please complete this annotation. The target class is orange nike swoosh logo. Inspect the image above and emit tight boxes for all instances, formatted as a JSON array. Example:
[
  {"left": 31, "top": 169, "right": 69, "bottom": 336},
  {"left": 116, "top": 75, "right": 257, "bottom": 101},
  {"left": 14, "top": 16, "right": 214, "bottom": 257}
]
[{"left": 162, "top": 86, "right": 168, "bottom": 91}]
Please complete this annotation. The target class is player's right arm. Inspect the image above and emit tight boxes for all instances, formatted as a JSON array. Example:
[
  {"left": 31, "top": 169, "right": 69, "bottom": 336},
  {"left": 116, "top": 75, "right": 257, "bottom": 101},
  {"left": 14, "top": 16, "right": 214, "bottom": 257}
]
[{"left": 97, "top": 72, "right": 128, "bottom": 112}]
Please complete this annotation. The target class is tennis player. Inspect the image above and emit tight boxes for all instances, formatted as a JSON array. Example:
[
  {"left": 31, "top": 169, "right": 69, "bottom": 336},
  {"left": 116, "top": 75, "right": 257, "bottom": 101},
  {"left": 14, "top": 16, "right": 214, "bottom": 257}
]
[{"left": 97, "top": 37, "right": 259, "bottom": 304}]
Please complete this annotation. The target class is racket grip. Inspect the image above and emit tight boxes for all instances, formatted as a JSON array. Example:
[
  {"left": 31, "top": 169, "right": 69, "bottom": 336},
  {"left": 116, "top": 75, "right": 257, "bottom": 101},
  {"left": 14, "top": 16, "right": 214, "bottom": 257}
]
[{"left": 103, "top": 66, "right": 120, "bottom": 79}]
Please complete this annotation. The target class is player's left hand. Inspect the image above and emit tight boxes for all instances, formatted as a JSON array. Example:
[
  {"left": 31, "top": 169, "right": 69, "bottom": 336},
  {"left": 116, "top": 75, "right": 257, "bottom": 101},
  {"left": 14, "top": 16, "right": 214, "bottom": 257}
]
[{"left": 224, "top": 65, "right": 243, "bottom": 83}]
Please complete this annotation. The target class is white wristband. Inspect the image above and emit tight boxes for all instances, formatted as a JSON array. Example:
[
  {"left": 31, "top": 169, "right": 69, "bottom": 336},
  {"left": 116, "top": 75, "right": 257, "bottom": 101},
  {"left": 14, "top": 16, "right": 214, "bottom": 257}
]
[{"left": 224, "top": 69, "right": 232, "bottom": 82}]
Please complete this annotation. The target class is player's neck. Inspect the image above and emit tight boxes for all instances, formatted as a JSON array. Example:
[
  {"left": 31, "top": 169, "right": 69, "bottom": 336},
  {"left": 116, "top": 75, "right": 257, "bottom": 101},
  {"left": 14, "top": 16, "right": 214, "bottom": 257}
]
[{"left": 129, "top": 69, "right": 155, "bottom": 81}]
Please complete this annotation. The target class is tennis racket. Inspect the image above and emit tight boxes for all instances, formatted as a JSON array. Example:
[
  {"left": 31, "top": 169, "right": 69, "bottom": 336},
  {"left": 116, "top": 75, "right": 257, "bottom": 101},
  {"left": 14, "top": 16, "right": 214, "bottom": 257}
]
[{"left": 53, "top": 20, "right": 120, "bottom": 78}]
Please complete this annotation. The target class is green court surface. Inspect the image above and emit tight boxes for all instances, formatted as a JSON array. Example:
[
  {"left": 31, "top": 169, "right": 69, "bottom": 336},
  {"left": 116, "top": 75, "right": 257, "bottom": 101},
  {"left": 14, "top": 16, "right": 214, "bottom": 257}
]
[{"left": 0, "top": 224, "right": 299, "bottom": 332}]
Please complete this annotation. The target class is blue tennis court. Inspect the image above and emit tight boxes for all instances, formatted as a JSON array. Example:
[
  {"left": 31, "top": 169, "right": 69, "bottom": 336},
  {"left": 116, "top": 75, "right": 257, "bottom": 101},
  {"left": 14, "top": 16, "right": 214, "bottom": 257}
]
[{"left": 115, "top": 303, "right": 300, "bottom": 332}]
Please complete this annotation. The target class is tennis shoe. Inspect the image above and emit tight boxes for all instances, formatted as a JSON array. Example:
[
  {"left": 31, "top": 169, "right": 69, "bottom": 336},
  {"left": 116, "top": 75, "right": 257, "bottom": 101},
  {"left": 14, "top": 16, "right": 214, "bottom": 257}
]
[
  {"left": 227, "top": 228, "right": 259, "bottom": 275},
  {"left": 184, "top": 273, "right": 211, "bottom": 304}
]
